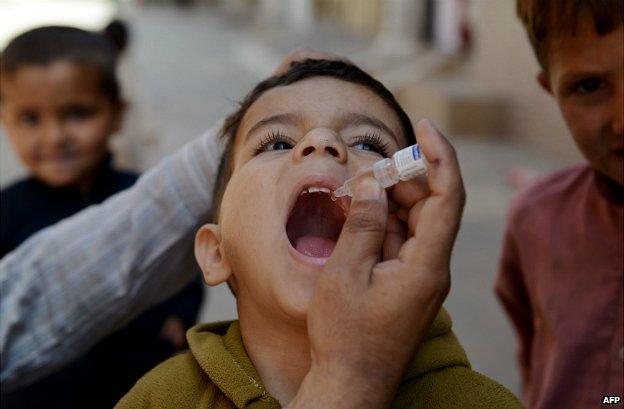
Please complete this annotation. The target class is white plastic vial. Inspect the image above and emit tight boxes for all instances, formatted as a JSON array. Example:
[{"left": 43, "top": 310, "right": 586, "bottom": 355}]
[{"left": 332, "top": 144, "right": 428, "bottom": 199}]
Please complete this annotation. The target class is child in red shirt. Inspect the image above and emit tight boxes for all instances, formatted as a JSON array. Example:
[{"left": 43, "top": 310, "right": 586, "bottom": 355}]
[{"left": 495, "top": 2, "right": 623, "bottom": 408}]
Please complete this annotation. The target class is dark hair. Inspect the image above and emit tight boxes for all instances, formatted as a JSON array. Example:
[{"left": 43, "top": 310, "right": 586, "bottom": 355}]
[
  {"left": 1, "top": 22, "right": 128, "bottom": 103},
  {"left": 103, "top": 19, "right": 130, "bottom": 57},
  {"left": 516, "top": 0, "right": 623, "bottom": 69},
  {"left": 211, "top": 59, "right": 416, "bottom": 221}
]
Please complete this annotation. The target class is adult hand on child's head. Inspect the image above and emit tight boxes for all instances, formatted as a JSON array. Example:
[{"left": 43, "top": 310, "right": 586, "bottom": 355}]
[
  {"left": 289, "top": 119, "right": 465, "bottom": 409},
  {"left": 273, "top": 47, "right": 353, "bottom": 76}
]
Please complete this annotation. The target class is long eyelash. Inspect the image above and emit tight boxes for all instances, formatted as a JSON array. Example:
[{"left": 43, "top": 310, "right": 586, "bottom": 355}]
[
  {"left": 353, "top": 132, "right": 391, "bottom": 157},
  {"left": 253, "top": 130, "right": 293, "bottom": 155}
]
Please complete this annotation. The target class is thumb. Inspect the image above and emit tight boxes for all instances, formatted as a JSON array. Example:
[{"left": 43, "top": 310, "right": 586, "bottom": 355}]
[{"left": 325, "top": 176, "right": 387, "bottom": 283}]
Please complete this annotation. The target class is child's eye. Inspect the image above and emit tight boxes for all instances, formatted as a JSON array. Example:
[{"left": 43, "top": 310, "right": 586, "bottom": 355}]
[
  {"left": 66, "top": 106, "right": 97, "bottom": 121},
  {"left": 574, "top": 77, "right": 604, "bottom": 94},
  {"left": 19, "top": 111, "right": 40, "bottom": 127},
  {"left": 351, "top": 133, "right": 390, "bottom": 157},
  {"left": 353, "top": 142, "right": 378, "bottom": 152},
  {"left": 254, "top": 131, "right": 295, "bottom": 154},
  {"left": 268, "top": 141, "right": 292, "bottom": 151}
]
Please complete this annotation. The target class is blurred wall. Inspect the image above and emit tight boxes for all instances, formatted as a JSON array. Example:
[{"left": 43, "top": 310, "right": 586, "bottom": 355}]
[
  {"left": 391, "top": 0, "right": 581, "bottom": 165},
  {"left": 468, "top": 0, "right": 580, "bottom": 161},
  {"left": 315, "top": 0, "right": 382, "bottom": 35}
]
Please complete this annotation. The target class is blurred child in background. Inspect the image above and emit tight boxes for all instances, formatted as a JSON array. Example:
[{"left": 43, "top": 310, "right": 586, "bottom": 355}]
[
  {"left": 496, "top": 1, "right": 623, "bottom": 408},
  {"left": 0, "top": 23, "right": 203, "bottom": 408}
]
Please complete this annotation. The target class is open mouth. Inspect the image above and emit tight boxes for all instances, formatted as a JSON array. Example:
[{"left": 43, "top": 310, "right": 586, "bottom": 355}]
[{"left": 286, "top": 186, "right": 347, "bottom": 260}]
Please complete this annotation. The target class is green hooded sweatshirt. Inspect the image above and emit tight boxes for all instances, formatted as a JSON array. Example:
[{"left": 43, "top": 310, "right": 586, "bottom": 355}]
[{"left": 115, "top": 309, "right": 523, "bottom": 408}]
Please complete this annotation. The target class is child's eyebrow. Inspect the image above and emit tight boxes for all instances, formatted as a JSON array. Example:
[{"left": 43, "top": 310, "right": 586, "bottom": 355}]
[
  {"left": 245, "top": 112, "right": 304, "bottom": 141},
  {"left": 338, "top": 112, "right": 400, "bottom": 145},
  {"left": 559, "top": 69, "right": 609, "bottom": 84}
]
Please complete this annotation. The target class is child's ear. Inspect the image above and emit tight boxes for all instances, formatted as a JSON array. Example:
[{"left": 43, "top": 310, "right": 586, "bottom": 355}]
[
  {"left": 195, "top": 224, "right": 232, "bottom": 286},
  {"left": 537, "top": 71, "right": 552, "bottom": 95}
]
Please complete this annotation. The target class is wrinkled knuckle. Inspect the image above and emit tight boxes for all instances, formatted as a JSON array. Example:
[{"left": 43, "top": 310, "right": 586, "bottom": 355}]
[
  {"left": 427, "top": 272, "right": 450, "bottom": 296},
  {"left": 459, "top": 183, "right": 466, "bottom": 198},
  {"left": 344, "top": 212, "right": 385, "bottom": 234},
  {"left": 439, "top": 192, "right": 460, "bottom": 210},
  {"left": 438, "top": 273, "right": 451, "bottom": 293},
  {"left": 443, "top": 180, "right": 466, "bottom": 207},
  {"left": 353, "top": 198, "right": 382, "bottom": 212},
  {"left": 458, "top": 185, "right": 467, "bottom": 207}
]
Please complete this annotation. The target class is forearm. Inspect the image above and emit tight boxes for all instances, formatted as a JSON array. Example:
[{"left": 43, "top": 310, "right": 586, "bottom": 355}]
[{"left": 0, "top": 126, "right": 222, "bottom": 390}]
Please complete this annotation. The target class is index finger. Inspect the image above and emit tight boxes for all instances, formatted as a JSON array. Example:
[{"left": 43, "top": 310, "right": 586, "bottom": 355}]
[
  {"left": 325, "top": 176, "right": 387, "bottom": 286},
  {"left": 399, "top": 119, "right": 465, "bottom": 267}
]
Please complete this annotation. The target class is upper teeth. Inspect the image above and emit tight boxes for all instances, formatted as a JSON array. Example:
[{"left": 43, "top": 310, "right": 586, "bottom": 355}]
[{"left": 300, "top": 186, "right": 332, "bottom": 195}]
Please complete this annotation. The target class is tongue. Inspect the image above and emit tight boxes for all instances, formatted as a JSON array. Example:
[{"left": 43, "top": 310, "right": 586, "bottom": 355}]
[{"left": 294, "top": 235, "right": 337, "bottom": 258}]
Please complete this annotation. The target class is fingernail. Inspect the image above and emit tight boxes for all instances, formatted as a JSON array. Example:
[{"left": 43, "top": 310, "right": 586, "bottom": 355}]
[{"left": 355, "top": 177, "right": 383, "bottom": 200}]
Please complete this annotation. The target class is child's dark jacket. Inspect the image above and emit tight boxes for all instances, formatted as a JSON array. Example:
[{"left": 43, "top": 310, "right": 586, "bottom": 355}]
[
  {"left": 0, "top": 155, "right": 136, "bottom": 257},
  {"left": 0, "top": 156, "right": 204, "bottom": 409}
]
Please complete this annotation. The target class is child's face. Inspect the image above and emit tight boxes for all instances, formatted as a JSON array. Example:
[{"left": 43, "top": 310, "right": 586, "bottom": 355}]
[
  {"left": 200, "top": 77, "right": 408, "bottom": 321},
  {"left": 539, "top": 22, "right": 623, "bottom": 184},
  {"left": 0, "top": 60, "right": 122, "bottom": 187}
]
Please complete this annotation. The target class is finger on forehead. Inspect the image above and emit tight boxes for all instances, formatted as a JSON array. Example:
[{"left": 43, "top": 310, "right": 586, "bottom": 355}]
[{"left": 391, "top": 175, "right": 429, "bottom": 209}]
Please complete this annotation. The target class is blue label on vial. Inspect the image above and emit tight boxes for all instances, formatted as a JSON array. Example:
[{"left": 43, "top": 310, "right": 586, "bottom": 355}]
[{"left": 412, "top": 145, "right": 421, "bottom": 159}]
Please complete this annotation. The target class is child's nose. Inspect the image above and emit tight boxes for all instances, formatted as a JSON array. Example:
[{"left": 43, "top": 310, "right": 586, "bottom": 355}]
[
  {"left": 293, "top": 128, "right": 347, "bottom": 163},
  {"left": 42, "top": 120, "right": 68, "bottom": 146}
]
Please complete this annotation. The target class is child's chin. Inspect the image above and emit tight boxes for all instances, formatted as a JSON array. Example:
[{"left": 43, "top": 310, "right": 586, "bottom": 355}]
[
  {"left": 36, "top": 172, "right": 82, "bottom": 188},
  {"left": 278, "top": 287, "right": 313, "bottom": 322}
]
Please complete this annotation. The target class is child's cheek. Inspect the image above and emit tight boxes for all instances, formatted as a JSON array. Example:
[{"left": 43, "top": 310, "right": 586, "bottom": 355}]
[
  {"left": 222, "top": 166, "right": 274, "bottom": 225},
  {"left": 11, "top": 133, "right": 38, "bottom": 166},
  {"left": 565, "top": 107, "right": 602, "bottom": 149}
]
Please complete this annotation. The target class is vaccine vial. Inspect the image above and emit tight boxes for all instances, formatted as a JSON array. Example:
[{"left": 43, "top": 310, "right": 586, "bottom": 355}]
[{"left": 332, "top": 144, "right": 428, "bottom": 199}]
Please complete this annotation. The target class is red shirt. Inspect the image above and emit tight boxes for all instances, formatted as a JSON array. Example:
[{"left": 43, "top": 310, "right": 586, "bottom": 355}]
[{"left": 496, "top": 164, "right": 623, "bottom": 409}]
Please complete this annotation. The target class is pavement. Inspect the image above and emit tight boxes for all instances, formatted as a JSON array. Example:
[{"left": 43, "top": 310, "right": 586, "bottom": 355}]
[{"left": 1, "top": 2, "right": 579, "bottom": 396}]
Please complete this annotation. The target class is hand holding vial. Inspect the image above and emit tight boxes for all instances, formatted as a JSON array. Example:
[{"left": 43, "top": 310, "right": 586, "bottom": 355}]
[{"left": 292, "top": 119, "right": 466, "bottom": 408}]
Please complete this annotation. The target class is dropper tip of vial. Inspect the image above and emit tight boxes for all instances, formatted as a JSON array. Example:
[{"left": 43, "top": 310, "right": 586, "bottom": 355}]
[{"left": 331, "top": 185, "right": 349, "bottom": 201}]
